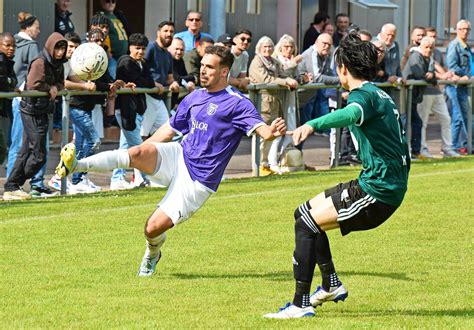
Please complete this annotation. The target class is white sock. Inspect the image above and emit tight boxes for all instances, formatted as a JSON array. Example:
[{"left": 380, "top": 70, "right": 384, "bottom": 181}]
[
  {"left": 145, "top": 233, "right": 167, "bottom": 259},
  {"left": 76, "top": 150, "right": 130, "bottom": 173}
]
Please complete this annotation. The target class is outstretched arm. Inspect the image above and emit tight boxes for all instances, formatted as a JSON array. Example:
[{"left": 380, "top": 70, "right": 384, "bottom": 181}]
[
  {"left": 255, "top": 117, "right": 287, "bottom": 140},
  {"left": 291, "top": 104, "right": 362, "bottom": 145}
]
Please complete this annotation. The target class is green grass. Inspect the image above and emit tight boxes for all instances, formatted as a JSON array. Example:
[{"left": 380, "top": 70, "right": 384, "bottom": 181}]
[{"left": 1, "top": 157, "right": 473, "bottom": 328}]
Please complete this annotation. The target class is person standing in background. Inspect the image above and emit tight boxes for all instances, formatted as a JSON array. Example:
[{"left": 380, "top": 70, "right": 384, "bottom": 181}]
[
  {"left": 55, "top": 0, "right": 75, "bottom": 36},
  {"left": 7, "top": 13, "right": 56, "bottom": 197},
  {"left": 98, "top": 0, "right": 130, "bottom": 79}
]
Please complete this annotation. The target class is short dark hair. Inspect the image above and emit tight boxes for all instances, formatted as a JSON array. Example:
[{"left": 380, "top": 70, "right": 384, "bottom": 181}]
[
  {"left": 204, "top": 45, "right": 234, "bottom": 69},
  {"left": 313, "top": 12, "right": 330, "bottom": 25},
  {"left": 335, "top": 13, "right": 349, "bottom": 21},
  {"left": 128, "top": 33, "right": 148, "bottom": 47},
  {"left": 64, "top": 32, "right": 81, "bottom": 44},
  {"left": 334, "top": 32, "right": 378, "bottom": 81},
  {"left": 90, "top": 13, "right": 111, "bottom": 28},
  {"left": 234, "top": 29, "right": 252, "bottom": 37},
  {"left": 158, "top": 20, "right": 175, "bottom": 29},
  {"left": 358, "top": 29, "right": 372, "bottom": 39},
  {"left": 425, "top": 26, "right": 437, "bottom": 33},
  {"left": 199, "top": 36, "right": 214, "bottom": 45},
  {"left": 0, "top": 32, "right": 14, "bottom": 41}
]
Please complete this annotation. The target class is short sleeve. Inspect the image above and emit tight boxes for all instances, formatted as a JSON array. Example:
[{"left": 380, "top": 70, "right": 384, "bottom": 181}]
[
  {"left": 169, "top": 92, "right": 193, "bottom": 135},
  {"left": 232, "top": 98, "right": 264, "bottom": 135},
  {"left": 347, "top": 89, "right": 376, "bottom": 125}
]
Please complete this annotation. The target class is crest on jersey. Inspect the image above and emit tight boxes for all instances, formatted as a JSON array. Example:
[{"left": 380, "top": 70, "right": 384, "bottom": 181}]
[{"left": 207, "top": 103, "right": 218, "bottom": 116}]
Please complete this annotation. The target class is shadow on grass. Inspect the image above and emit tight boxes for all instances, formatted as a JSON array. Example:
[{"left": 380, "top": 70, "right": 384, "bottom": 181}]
[
  {"left": 169, "top": 270, "right": 413, "bottom": 282},
  {"left": 324, "top": 308, "right": 474, "bottom": 318}
]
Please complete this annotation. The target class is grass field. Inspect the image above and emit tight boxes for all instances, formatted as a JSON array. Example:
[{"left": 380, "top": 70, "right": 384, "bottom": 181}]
[{"left": 1, "top": 157, "right": 473, "bottom": 328}]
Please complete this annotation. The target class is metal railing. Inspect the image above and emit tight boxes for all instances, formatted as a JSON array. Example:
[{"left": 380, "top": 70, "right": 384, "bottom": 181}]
[{"left": 0, "top": 79, "right": 472, "bottom": 193}]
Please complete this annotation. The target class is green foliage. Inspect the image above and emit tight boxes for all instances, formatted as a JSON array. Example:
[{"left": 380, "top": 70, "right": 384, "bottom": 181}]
[{"left": 1, "top": 158, "right": 473, "bottom": 327}]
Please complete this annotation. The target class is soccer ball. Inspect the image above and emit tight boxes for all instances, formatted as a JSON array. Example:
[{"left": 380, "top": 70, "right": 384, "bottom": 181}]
[{"left": 70, "top": 43, "right": 108, "bottom": 81}]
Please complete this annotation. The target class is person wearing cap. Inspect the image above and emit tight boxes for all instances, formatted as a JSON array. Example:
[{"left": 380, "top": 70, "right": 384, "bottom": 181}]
[
  {"left": 229, "top": 29, "right": 252, "bottom": 90},
  {"left": 174, "top": 11, "right": 213, "bottom": 52},
  {"left": 183, "top": 36, "right": 214, "bottom": 85},
  {"left": 215, "top": 33, "right": 234, "bottom": 49}
]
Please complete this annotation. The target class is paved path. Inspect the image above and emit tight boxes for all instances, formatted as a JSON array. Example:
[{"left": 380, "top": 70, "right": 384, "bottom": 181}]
[{"left": 0, "top": 115, "right": 445, "bottom": 195}]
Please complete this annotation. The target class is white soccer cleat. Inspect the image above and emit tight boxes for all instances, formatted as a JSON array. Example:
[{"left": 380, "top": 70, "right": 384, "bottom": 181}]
[
  {"left": 137, "top": 251, "right": 161, "bottom": 277},
  {"left": 310, "top": 285, "right": 348, "bottom": 307},
  {"left": 263, "top": 302, "right": 315, "bottom": 319}
]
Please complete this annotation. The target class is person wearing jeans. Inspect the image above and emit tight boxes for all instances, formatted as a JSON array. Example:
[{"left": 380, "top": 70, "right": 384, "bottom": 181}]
[{"left": 446, "top": 19, "right": 474, "bottom": 154}]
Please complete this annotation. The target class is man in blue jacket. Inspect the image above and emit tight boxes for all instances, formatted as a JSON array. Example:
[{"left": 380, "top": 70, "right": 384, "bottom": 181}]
[{"left": 445, "top": 19, "right": 474, "bottom": 155}]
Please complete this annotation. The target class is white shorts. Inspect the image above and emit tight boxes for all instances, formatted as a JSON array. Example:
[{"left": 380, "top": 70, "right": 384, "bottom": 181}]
[
  {"left": 141, "top": 94, "right": 169, "bottom": 137},
  {"left": 150, "top": 142, "right": 212, "bottom": 225}
]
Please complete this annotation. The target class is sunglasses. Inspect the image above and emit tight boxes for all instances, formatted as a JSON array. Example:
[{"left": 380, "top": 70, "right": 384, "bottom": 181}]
[
  {"left": 105, "top": 0, "right": 116, "bottom": 4},
  {"left": 187, "top": 18, "right": 201, "bottom": 22},
  {"left": 240, "top": 37, "right": 252, "bottom": 43}
]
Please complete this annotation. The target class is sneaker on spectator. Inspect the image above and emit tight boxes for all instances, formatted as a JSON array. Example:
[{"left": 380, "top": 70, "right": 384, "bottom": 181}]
[
  {"left": 70, "top": 179, "right": 97, "bottom": 194},
  {"left": 30, "top": 185, "right": 59, "bottom": 198},
  {"left": 110, "top": 178, "right": 133, "bottom": 191},
  {"left": 3, "top": 189, "right": 32, "bottom": 201},
  {"left": 83, "top": 176, "right": 102, "bottom": 192},
  {"left": 419, "top": 149, "right": 433, "bottom": 159},
  {"left": 411, "top": 153, "right": 429, "bottom": 161},
  {"left": 457, "top": 147, "right": 468, "bottom": 155},
  {"left": 259, "top": 165, "right": 274, "bottom": 177},
  {"left": 48, "top": 174, "right": 71, "bottom": 192},
  {"left": 441, "top": 149, "right": 461, "bottom": 158}
]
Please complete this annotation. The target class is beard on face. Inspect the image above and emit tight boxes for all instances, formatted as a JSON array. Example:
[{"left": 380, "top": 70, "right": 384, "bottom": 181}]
[{"left": 160, "top": 35, "right": 173, "bottom": 48}]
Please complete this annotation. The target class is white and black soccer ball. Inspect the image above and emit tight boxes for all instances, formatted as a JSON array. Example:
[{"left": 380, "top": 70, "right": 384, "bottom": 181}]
[{"left": 70, "top": 43, "right": 108, "bottom": 81}]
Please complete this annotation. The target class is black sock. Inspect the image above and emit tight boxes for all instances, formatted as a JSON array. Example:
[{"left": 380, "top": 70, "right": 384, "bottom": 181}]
[
  {"left": 293, "top": 281, "right": 311, "bottom": 307},
  {"left": 319, "top": 261, "right": 342, "bottom": 291}
]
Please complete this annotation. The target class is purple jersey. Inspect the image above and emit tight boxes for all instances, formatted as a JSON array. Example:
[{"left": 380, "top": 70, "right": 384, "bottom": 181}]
[{"left": 169, "top": 86, "right": 264, "bottom": 191}]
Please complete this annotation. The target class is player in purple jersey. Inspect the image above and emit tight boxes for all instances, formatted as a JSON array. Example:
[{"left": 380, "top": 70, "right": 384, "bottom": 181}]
[{"left": 55, "top": 45, "right": 287, "bottom": 276}]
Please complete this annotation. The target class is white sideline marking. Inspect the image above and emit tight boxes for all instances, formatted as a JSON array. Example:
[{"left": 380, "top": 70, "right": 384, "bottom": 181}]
[{"left": 1, "top": 168, "right": 473, "bottom": 226}]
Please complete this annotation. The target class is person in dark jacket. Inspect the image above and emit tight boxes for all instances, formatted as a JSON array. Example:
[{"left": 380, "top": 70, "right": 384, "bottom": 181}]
[
  {"left": 111, "top": 33, "right": 155, "bottom": 190},
  {"left": 7, "top": 12, "right": 45, "bottom": 192},
  {"left": 3, "top": 32, "right": 67, "bottom": 200},
  {"left": 68, "top": 29, "right": 126, "bottom": 193},
  {"left": 0, "top": 32, "right": 17, "bottom": 165},
  {"left": 55, "top": 0, "right": 75, "bottom": 36}
]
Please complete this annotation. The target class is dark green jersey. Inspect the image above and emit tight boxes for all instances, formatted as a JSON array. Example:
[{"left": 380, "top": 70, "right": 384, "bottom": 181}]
[{"left": 307, "top": 82, "right": 410, "bottom": 206}]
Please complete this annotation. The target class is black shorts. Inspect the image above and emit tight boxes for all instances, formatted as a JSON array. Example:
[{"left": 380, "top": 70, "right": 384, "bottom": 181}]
[{"left": 325, "top": 179, "right": 399, "bottom": 236}]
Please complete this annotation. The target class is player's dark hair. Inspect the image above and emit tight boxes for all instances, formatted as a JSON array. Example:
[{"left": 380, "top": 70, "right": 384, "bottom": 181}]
[
  {"left": 204, "top": 45, "right": 234, "bottom": 69},
  {"left": 128, "top": 33, "right": 148, "bottom": 47},
  {"left": 334, "top": 32, "right": 378, "bottom": 81},
  {"left": 64, "top": 32, "right": 81, "bottom": 44},
  {"left": 158, "top": 20, "right": 175, "bottom": 29}
]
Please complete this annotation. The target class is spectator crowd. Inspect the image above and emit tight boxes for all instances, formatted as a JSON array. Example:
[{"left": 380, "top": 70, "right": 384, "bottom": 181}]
[{"left": 0, "top": 0, "right": 473, "bottom": 200}]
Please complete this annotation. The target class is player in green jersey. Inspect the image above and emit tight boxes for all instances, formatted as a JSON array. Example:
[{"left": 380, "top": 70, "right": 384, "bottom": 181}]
[{"left": 264, "top": 33, "right": 410, "bottom": 319}]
